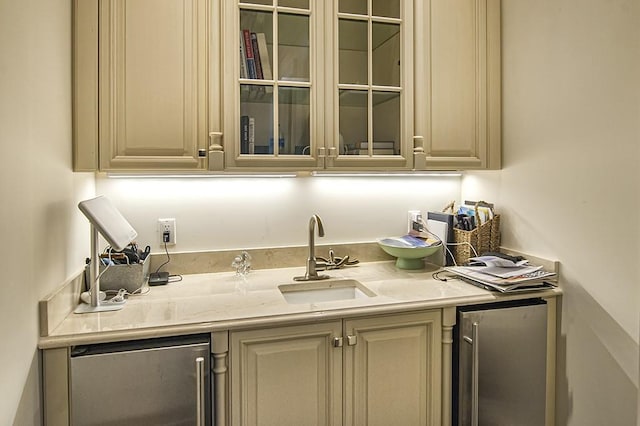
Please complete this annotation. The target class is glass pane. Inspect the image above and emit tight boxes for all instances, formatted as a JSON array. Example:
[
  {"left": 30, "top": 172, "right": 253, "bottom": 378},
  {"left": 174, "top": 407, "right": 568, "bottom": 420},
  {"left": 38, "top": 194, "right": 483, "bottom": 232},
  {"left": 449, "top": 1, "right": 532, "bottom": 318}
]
[
  {"left": 339, "top": 19, "right": 368, "bottom": 85},
  {"left": 339, "top": 90, "right": 368, "bottom": 155},
  {"left": 278, "top": 87, "right": 310, "bottom": 155},
  {"left": 372, "top": 0, "right": 400, "bottom": 18},
  {"left": 278, "top": 0, "right": 308, "bottom": 9},
  {"left": 372, "top": 22, "right": 400, "bottom": 87},
  {"left": 240, "top": 11, "right": 273, "bottom": 80},
  {"left": 243, "top": 0, "right": 272, "bottom": 5},
  {"left": 278, "top": 13, "right": 309, "bottom": 81},
  {"left": 372, "top": 91, "right": 400, "bottom": 155},
  {"left": 240, "top": 85, "right": 274, "bottom": 155},
  {"left": 339, "top": 0, "right": 367, "bottom": 15}
]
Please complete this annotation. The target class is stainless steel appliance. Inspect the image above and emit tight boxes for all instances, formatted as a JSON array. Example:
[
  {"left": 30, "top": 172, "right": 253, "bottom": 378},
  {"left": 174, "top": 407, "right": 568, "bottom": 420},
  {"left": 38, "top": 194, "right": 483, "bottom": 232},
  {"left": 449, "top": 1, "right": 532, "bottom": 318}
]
[
  {"left": 70, "top": 334, "right": 211, "bottom": 425},
  {"left": 454, "top": 299, "right": 547, "bottom": 426}
]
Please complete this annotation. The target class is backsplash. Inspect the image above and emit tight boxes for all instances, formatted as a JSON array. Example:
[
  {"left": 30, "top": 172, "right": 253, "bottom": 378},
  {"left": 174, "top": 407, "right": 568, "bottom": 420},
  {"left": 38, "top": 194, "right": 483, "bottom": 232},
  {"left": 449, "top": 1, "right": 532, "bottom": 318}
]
[{"left": 96, "top": 175, "right": 462, "bottom": 253}]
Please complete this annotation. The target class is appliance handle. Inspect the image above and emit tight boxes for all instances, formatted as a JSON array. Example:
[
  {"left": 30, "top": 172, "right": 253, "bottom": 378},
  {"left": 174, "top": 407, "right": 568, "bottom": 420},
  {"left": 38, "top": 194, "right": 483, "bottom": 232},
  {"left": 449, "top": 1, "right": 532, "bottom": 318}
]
[
  {"left": 196, "top": 356, "right": 205, "bottom": 426},
  {"left": 463, "top": 322, "right": 480, "bottom": 426}
]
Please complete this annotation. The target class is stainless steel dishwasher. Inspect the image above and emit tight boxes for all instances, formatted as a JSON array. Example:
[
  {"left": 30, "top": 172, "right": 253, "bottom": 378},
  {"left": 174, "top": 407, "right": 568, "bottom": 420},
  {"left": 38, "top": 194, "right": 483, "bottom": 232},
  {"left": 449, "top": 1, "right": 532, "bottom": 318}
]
[{"left": 70, "top": 334, "right": 211, "bottom": 425}]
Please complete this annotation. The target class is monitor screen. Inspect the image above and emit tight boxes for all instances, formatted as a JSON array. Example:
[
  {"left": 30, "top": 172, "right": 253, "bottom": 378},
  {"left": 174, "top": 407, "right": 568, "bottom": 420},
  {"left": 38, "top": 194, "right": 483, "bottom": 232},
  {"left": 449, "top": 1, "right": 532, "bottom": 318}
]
[{"left": 78, "top": 196, "right": 138, "bottom": 251}]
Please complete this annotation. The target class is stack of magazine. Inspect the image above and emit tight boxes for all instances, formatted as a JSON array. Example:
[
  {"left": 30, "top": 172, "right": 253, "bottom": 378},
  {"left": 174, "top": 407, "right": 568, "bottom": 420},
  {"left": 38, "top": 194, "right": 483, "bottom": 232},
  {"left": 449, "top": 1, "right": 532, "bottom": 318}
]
[{"left": 445, "top": 255, "right": 557, "bottom": 293}]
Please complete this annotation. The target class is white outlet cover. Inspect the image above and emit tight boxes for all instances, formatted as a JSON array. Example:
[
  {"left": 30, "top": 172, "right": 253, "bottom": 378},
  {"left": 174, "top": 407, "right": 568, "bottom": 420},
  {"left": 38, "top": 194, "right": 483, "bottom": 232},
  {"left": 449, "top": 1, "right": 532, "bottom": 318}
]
[{"left": 157, "top": 218, "right": 176, "bottom": 245}]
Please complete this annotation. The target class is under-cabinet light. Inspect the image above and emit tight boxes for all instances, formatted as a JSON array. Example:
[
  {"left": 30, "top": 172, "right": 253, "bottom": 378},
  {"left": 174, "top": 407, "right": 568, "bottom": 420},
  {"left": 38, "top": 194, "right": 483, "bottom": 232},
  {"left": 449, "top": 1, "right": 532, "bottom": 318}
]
[
  {"left": 105, "top": 171, "right": 462, "bottom": 179},
  {"left": 310, "top": 171, "right": 462, "bottom": 177},
  {"left": 105, "top": 172, "right": 298, "bottom": 179}
]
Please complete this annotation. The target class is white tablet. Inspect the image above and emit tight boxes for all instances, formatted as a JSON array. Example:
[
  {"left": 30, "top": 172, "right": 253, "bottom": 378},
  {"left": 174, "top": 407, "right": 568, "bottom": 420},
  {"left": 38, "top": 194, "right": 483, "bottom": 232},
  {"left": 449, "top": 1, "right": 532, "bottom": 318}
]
[{"left": 78, "top": 196, "right": 138, "bottom": 251}]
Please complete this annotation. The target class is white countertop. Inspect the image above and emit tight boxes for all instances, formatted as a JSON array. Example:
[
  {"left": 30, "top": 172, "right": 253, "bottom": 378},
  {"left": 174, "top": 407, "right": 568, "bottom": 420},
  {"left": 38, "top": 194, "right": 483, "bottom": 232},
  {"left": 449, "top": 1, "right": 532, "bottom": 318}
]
[{"left": 39, "top": 261, "right": 561, "bottom": 349}]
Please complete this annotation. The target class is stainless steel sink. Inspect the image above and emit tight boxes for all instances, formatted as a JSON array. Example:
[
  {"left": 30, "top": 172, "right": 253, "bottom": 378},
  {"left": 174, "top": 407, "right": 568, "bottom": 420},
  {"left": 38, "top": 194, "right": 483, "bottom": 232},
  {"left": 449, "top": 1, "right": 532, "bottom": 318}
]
[{"left": 278, "top": 279, "right": 376, "bottom": 304}]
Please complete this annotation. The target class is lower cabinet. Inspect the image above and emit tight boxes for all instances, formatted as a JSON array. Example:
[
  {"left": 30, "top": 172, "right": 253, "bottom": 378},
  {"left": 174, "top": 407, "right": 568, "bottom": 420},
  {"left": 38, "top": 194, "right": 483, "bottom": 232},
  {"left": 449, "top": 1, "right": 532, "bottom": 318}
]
[{"left": 230, "top": 310, "right": 442, "bottom": 426}]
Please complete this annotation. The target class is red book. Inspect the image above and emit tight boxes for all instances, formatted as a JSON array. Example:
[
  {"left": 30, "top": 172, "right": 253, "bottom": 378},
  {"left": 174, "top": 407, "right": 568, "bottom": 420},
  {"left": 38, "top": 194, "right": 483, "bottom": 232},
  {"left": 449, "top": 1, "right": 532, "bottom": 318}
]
[{"left": 242, "top": 29, "right": 257, "bottom": 79}]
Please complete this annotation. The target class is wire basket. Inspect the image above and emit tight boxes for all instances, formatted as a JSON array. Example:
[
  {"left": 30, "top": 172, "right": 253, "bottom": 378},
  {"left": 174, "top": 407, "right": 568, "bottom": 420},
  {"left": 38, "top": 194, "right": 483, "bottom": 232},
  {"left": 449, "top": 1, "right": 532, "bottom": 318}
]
[
  {"left": 443, "top": 201, "right": 501, "bottom": 265},
  {"left": 85, "top": 255, "right": 150, "bottom": 294}
]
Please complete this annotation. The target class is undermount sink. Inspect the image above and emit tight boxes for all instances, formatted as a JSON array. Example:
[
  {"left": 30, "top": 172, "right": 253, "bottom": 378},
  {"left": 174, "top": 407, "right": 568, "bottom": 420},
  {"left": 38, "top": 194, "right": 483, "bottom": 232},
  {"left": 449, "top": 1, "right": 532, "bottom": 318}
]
[{"left": 278, "top": 279, "right": 376, "bottom": 304}]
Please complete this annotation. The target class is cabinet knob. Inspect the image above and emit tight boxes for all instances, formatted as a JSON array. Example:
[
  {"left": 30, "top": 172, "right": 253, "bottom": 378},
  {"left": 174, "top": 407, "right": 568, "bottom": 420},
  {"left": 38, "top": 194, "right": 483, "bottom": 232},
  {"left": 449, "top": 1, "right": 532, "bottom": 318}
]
[
  {"left": 347, "top": 335, "right": 357, "bottom": 346},
  {"left": 332, "top": 337, "right": 343, "bottom": 347}
]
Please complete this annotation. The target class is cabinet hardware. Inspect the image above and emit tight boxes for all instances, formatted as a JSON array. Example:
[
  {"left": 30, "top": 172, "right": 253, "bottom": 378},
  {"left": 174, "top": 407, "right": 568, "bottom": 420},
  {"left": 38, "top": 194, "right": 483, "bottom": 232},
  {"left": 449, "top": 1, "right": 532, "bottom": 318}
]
[
  {"left": 463, "top": 322, "right": 479, "bottom": 426},
  {"left": 332, "top": 337, "right": 343, "bottom": 347},
  {"left": 196, "top": 356, "right": 205, "bottom": 426},
  {"left": 347, "top": 335, "right": 357, "bottom": 346}
]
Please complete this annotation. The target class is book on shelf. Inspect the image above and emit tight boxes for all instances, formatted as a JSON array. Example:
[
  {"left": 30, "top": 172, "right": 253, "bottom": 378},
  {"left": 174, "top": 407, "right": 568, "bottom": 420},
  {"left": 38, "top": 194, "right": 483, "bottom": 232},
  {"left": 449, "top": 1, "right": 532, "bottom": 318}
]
[
  {"left": 250, "top": 33, "right": 264, "bottom": 79},
  {"left": 255, "top": 33, "right": 272, "bottom": 80},
  {"left": 248, "top": 117, "right": 255, "bottom": 154},
  {"left": 239, "top": 31, "right": 248, "bottom": 79},
  {"left": 242, "top": 29, "right": 257, "bottom": 79},
  {"left": 240, "top": 115, "right": 249, "bottom": 154}
]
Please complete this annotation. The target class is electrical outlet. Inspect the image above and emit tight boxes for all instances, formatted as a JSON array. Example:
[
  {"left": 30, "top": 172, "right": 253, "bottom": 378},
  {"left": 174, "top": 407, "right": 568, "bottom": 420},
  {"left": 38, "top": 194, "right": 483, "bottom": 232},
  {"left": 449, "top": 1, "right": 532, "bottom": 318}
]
[
  {"left": 157, "top": 218, "right": 176, "bottom": 246},
  {"left": 407, "top": 210, "right": 422, "bottom": 234}
]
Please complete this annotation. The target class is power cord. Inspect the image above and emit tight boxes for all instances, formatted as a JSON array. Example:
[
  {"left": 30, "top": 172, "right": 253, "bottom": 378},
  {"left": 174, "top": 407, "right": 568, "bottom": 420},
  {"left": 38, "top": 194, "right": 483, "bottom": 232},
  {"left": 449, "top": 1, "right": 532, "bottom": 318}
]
[
  {"left": 151, "top": 240, "right": 183, "bottom": 283},
  {"left": 418, "top": 218, "right": 479, "bottom": 266}
]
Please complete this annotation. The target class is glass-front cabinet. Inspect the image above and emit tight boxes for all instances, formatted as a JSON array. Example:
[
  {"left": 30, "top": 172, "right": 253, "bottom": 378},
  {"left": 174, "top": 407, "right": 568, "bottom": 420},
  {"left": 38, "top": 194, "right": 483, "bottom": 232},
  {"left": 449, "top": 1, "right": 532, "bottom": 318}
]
[{"left": 221, "top": 0, "right": 413, "bottom": 171}]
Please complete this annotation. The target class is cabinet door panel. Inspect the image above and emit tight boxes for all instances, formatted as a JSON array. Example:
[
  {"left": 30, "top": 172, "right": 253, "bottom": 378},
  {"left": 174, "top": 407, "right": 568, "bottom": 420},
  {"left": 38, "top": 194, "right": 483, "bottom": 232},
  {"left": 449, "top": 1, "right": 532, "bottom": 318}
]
[
  {"left": 344, "top": 311, "right": 442, "bottom": 426},
  {"left": 231, "top": 322, "right": 342, "bottom": 426},
  {"left": 99, "top": 0, "right": 208, "bottom": 170},
  {"left": 415, "top": 0, "right": 501, "bottom": 170}
]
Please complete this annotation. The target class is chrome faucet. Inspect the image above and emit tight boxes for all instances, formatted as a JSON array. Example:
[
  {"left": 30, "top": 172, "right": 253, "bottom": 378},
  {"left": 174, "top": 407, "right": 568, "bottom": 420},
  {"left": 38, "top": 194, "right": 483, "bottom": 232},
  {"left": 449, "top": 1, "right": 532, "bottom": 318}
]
[{"left": 294, "top": 214, "right": 330, "bottom": 281}]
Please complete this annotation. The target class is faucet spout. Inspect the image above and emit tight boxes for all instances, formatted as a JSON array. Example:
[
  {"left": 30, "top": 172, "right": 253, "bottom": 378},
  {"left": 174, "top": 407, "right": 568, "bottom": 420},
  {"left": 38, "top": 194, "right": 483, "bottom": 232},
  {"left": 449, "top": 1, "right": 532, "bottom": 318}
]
[{"left": 294, "top": 215, "right": 330, "bottom": 281}]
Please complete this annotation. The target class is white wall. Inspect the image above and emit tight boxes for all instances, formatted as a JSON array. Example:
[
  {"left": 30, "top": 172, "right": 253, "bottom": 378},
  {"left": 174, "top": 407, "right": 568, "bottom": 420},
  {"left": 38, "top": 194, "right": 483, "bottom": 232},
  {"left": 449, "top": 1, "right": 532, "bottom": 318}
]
[
  {"left": 0, "top": 0, "right": 95, "bottom": 424},
  {"left": 96, "top": 175, "right": 461, "bottom": 252},
  {"left": 461, "top": 0, "right": 640, "bottom": 424}
]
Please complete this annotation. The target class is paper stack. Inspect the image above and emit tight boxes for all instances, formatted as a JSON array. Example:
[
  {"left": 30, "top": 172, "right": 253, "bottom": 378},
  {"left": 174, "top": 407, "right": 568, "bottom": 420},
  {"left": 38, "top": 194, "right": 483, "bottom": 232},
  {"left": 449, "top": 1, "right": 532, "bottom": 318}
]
[{"left": 445, "top": 255, "right": 557, "bottom": 293}]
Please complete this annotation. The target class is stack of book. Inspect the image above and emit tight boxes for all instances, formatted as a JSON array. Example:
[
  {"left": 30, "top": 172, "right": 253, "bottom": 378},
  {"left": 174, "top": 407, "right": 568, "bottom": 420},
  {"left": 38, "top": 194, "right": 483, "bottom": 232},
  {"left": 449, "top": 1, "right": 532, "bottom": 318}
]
[
  {"left": 444, "top": 255, "right": 557, "bottom": 293},
  {"left": 240, "top": 30, "right": 272, "bottom": 80},
  {"left": 347, "top": 141, "right": 396, "bottom": 155}
]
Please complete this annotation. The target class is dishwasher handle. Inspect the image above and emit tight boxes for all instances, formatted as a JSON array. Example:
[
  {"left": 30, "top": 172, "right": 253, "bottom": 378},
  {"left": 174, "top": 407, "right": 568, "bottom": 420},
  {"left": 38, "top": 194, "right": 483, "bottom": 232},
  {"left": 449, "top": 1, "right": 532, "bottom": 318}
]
[
  {"left": 463, "top": 322, "right": 480, "bottom": 426},
  {"left": 196, "top": 356, "right": 205, "bottom": 426}
]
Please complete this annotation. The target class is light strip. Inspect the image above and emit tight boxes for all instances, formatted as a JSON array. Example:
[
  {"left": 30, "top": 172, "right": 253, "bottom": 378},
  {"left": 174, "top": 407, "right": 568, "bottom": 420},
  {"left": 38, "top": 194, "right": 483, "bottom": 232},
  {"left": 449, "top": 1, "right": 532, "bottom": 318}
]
[
  {"left": 310, "top": 171, "right": 462, "bottom": 177},
  {"left": 105, "top": 171, "right": 462, "bottom": 179},
  {"left": 106, "top": 172, "right": 298, "bottom": 179}
]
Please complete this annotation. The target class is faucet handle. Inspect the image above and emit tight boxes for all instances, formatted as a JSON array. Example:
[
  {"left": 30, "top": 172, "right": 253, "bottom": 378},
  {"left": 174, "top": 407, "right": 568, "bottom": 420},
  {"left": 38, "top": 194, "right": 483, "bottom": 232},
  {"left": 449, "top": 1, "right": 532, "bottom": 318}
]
[
  {"left": 314, "top": 260, "right": 329, "bottom": 271},
  {"left": 232, "top": 250, "right": 252, "bottom": 276}
]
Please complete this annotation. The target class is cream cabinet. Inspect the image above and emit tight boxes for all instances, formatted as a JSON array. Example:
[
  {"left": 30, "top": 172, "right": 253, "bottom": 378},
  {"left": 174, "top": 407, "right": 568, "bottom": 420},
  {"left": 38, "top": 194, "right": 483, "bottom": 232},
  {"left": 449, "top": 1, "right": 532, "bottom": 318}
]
[
  {"left": 73, "top": 0, "right": 500, "bottom": 172},
  {"left": 221, "top": 0, "right": 414, "bottom": 171},
  {"left": 230, "top": 310, "right": 442, "bottom": 426},
  {"left": 73, "top": 0, "right": 221, "bottom": 172},
  {"left": 413, "top": 0, "right": 502, "bottom": 170}
]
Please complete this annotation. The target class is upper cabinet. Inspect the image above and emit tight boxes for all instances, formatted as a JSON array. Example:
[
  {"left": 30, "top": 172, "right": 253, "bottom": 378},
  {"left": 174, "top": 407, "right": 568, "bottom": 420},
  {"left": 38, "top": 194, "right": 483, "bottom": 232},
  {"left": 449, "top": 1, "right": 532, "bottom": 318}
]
[
  {"left": 73, "top": 0, "right": 500, "bottom": 172},
  {"left": 73, "top": 0, "right": 216, "bottom": 172},
  {"left": 413, "top": 0, "right": 501, "bottom": 170},
  {"left": 221, "top": 0, "right": 413, "bottom": 171}
]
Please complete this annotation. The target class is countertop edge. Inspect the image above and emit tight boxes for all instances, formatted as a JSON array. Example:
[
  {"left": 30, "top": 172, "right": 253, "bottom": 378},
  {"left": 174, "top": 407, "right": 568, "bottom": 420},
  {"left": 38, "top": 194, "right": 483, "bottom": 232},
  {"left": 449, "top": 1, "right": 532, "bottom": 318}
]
[{"left": 38, "top": 286, "right": 562, "bottom": 349}]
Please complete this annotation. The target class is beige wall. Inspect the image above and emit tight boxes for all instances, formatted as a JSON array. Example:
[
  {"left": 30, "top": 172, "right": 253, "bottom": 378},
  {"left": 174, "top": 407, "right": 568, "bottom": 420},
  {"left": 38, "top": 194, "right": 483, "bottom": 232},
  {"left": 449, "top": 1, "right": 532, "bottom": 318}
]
[
  {"left": 1, "top": 0, "right": 638, "bottom": 424},
  {"left": 0, "top": 0, "right": 94, "bottom": 424},
  {"left": 462, "top": 0, "right": 640, "bottom": 424}
]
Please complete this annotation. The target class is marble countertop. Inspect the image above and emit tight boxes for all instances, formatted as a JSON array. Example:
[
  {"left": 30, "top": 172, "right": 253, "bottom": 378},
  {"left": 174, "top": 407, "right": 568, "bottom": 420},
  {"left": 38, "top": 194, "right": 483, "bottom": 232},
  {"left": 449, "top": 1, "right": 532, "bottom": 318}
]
[{"left": 39, "top": 261, "right": 561, "bottom": 349}]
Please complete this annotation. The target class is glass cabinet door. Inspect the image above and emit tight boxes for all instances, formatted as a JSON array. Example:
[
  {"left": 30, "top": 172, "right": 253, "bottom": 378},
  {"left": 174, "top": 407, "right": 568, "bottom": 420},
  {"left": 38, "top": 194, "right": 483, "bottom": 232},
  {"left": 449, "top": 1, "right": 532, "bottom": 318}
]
[
  {"left": 224, "top": 0, "right": 321, "bottom": 169},
  {"left": 328, "top": 0, "right": 412, "bottom": 169},
  {"left": 223, "top": 0, "right": 411, "bottom": 170}
]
